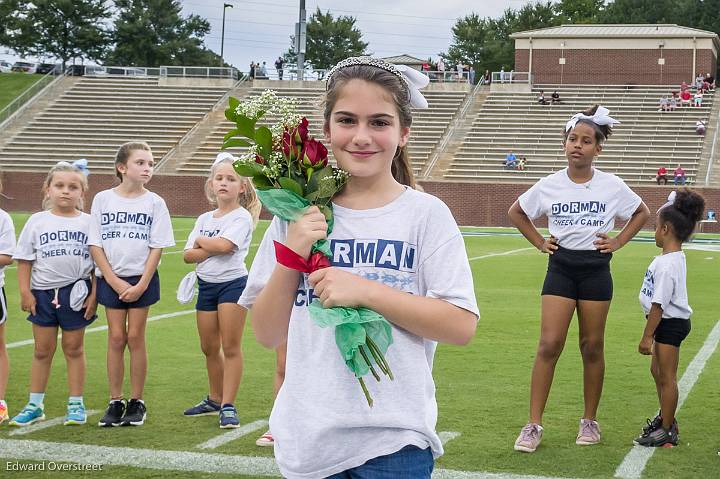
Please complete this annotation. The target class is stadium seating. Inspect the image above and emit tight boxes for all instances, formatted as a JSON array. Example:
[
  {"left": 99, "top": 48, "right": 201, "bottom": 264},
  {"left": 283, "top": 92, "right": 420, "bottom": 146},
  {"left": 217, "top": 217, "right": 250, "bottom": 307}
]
[
  {"left": 0, "top": 76, "right": 229, "bottom": 173},
  {"left": 445, "top": 85, "right": 714, "bottom": 184}
]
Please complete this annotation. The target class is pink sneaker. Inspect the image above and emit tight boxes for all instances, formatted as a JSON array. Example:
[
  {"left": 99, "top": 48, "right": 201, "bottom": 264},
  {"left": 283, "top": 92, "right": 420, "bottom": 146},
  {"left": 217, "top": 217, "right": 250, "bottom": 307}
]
[
  {"left": 0, "top": 402, "right": 8, "bottom": 424},
  {"left": 514, "top": 423, "right": 543, "bottom": 452},
  {"left": 576, "top": 418, "right": 601, "bottom": 445},
  {"left": 255, "top": 430, "right": 274, "bottom": 447}
]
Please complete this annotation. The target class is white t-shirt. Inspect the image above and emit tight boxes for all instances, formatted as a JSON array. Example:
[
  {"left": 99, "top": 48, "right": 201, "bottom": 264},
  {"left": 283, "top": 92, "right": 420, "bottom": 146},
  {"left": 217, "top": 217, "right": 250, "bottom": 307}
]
[
  {"left": 13, "top": 211, "right": 94, "bottom": 290},
  {"left": 88, "top": 189, "right": 175, "bottom": 277},
  {"left": 639, "top": 251, "right": 692, "bottom": 319},
  {"left": 184, "top": 208, "right": 253, "bottom": 283},
  {"left": 239, "top": 188, "right": 479, "bottom": 479},
  {"left": 518, "top": 167, "right": 642, "bottom": 250},
  {"left": 0, "top": 209, "right": 16, "bottom": 288}
]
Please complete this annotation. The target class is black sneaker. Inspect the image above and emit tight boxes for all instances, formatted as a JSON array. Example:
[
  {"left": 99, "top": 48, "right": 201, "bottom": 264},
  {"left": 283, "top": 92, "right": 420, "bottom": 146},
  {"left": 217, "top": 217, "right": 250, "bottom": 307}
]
[
  {"left": 121, "top": 399, "right": 147, "bottom": 426},
  {"left": 641, "top": 413, "right": 662, "bottom": 436},
  {"left": 633, "top": 421, "right": 679, "bottom": 447},
  {"left": 98, "top": 399, "right": 126, "bottom": 427}
]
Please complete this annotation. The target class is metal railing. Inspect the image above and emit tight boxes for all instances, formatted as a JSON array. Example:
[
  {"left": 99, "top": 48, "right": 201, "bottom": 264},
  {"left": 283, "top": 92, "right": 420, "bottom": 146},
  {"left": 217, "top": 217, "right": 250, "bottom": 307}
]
[
  {"left": 491, "top": 71, "right": 532, "bottom": 84},
  {"left": 0, "top": 70, "right": 61, "bottom": 128},
  {"left": 102, "top": 66, "right": 160, "bottom": 76},
  {"left": 704, "top": 102, "right": 719, "bottom": 185},
  {"left": 160, "top": 66, "right": 238, "bottom": 79}
]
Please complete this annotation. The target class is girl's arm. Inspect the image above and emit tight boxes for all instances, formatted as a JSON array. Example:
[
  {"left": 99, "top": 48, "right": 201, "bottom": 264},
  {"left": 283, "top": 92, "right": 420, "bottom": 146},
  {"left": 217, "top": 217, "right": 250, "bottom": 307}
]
[
  {"left": 594, "top": 202, "right": 651, "bottom": 253},
  {"left": 183, "top": 248, "right": 211, "bottom": 264},
  {"left": 89, "top": 245, "right": 131, "bottom": 294},
  {"left": 0, "top": 254, "right": 12, "bottom": 267},
  {"left": 508, "top": 200, "right": 558, "bottom": 254},
  {"left": 194, "top": 236, "right": 236, "bottom": 255},
  {"left": 17, "top": 260, "right": 36, "bottom": 316},
  {"left": 639, "top": 303, "right": 662, "bottom": 355},
  {"left": 119, "top": 248, "right": 162, "bottom": 302},
  {"left": 84, "top": 272, "right": 98, "bottom": 320},
  {"left": 251, "top": 207, "right": 327, "bottom": 348},
  {"left": 310, "top": 268, "right": 477, "bottom": 345}
]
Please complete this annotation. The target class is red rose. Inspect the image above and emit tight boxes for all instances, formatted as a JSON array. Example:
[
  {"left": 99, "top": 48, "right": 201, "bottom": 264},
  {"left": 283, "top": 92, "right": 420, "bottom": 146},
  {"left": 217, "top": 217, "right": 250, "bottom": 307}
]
[
  {"left": 301, "top": 138, "right": 328, "bottom": 169},
  {"left": 282, "top": 130, "right": 300, "bottom": 160},
  {"left": 255, "top": 154, "right": 265, "bottom": 165},
  {"left": 293, "top": 117, "right": 309, "bottom": 145}
]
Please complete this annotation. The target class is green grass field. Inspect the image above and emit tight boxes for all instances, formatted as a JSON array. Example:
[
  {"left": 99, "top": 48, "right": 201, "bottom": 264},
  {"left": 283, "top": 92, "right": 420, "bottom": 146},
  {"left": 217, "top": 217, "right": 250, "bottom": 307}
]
[
  {"left": 0, "top": 73, "right": 44, "bottom": 111},
  {"left": 0, "top": 214, "right": 718, "bottom": 478}
]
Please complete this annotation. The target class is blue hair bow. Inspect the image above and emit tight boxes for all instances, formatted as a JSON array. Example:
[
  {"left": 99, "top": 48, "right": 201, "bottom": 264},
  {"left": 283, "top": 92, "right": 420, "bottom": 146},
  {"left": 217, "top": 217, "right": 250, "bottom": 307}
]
[{"left": 72, "top": 159, "right": 90, "bottom": 176}]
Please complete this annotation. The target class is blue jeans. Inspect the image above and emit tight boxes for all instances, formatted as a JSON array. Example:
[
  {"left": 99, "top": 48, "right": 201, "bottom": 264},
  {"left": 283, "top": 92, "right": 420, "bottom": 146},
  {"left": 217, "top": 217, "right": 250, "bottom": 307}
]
[{"left": 325, "top": 445, "right": 433, "bottom": 479}]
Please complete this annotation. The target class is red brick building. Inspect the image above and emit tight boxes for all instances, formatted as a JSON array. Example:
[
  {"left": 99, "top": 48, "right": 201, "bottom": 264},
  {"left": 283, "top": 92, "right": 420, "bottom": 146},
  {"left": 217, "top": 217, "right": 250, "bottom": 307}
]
[{"left": 512, "top": 24, "right": 719, "bottom": 85}]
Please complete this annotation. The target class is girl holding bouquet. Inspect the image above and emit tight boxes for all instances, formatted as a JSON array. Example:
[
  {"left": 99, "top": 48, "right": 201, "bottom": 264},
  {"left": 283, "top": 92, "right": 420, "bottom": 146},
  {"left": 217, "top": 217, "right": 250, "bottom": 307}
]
[
  {"left": 239, "top": 57, "right": 479, "bottom": 478},
  {"left": 181, "top": 153, "right": 260, "bottom": 428}
]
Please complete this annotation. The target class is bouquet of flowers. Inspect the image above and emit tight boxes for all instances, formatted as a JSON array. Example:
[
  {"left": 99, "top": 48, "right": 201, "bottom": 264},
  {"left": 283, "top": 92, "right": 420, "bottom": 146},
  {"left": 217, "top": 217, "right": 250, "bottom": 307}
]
[{"left": 223, "top": 90, "right": 394, "bottom": 406}]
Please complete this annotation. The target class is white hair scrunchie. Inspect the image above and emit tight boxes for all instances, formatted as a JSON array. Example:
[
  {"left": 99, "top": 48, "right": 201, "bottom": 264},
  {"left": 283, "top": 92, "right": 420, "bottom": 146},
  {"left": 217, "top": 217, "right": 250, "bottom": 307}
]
[
  {"left": 213, "top": 151, "right": 237, "bottom": 168},
  {"left": 565, "top": 105, "right": 621, "bottom": 133},
  {"left": 657, "top": 190, "right": 677, "bottom": 214}
]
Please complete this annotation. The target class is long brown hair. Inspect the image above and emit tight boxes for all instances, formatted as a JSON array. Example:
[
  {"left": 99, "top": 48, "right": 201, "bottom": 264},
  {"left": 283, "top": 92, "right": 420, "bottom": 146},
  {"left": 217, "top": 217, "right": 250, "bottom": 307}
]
[{"left": 324, "top": 64, "right": 416, "bottom": 189}]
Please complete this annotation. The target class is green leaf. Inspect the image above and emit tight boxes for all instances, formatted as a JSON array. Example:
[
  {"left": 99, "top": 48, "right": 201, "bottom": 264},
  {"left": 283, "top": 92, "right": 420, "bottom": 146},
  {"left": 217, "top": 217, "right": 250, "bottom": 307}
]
[
  {"left": 222, "top": 138, "right": 251, "bottom": 149},
  {"left": 234, "top": 162, "right": 263, "bottom": 177},
  {"left": 255, "top": 126, "right": 273, "bottom": 159},
  {"left": 252, "top": 175, "right": 274, "bottom": 190},
  {"left": 225, "top": 107, "right": 237, "bottom": 123},
  {"left": 236, "top": 115, "right": 257, "bottom": 139},
  {"left": 223, "top": 128, "right": 241, "bottom": 142},
  {"left": 304, "top": 190, "right": 321, "bottom": 202},
  {"left": 228, "top": 96, "right": 240, "bottom": 111},
  {"left": 278, "top": 177, "right": 304, "bottom": 197}
]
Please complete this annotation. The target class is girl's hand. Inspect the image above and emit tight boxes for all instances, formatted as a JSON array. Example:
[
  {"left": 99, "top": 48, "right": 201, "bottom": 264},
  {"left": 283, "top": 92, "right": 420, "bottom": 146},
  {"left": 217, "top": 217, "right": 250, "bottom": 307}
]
[
  {"left": 285, "top": 206, "right": 328, "bottom": 259},
  {"left": 540, "top": 235, "right": 559, "bottom": 254},
  {"left": 308, "top": 267, "right": 372, "bottom": 309},
  {"left": 110, "top": 277, "right": 132, "bottom": 296},
  {"left": 594, "top": 233, "right": 621, "bottom": 253},
  {"left": 83, "top": 294, "right": 98, "bottom": 320},
  {"left": 119, "top": 284, "right": 146, "bottom": 303},
  {"left": 638, "top": 335, "right": 654, "bottom": 355},
  {"left": 20, "top": 291, "right": 37, "bottom": 316}
]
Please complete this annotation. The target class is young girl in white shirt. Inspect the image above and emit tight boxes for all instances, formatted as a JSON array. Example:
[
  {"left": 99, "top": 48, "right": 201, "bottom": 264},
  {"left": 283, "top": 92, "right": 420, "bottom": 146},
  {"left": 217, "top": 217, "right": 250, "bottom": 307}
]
[
  {"left": 509, "top": 105, "right": 650, "bottom": 452},
  {"left": 9, "top": 161, "right": 96, "bottom": 427},
  {"left": 239, "top": 57, "right": 479, "bottom": 479},
  {"left": 0, "top": 174, "right": 16, "bottom": 424},
  {"left": 181, "top": 153, "right": 260, "bottom": 428},
  {"left": 633, "top": 189, "right": 704, "bottom": 448},
  {"left": 89, "top": 141, "right": 175, "bottom": 427}
]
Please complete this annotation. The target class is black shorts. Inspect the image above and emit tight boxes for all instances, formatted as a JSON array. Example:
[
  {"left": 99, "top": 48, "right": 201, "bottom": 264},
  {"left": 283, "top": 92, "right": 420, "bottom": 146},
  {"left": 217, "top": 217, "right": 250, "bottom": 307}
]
[
  {"left": 0, "top": 286, "right": 7, "bottom": 325},
  {"left": 196, "top": 276, "right": 247, "bottom": 312},
  {"left": 542, "top": 247, "right": 613, "bottom": 301},
  {"left": 97, "top": 271, "right": 160, "bottom": 309},
  {"left": 654, "top": 318, "right": 691, "bottom": 347}
]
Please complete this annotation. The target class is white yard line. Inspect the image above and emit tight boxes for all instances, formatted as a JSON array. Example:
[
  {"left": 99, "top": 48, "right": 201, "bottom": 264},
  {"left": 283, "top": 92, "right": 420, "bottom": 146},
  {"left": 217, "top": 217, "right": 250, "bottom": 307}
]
[
  {"left": 8, "top": 410, "right": 100, "bottom": 436},
  {"left": 614, "top": 320, "right": 720, "bottom": 479},
  {"left": 195, "top": 419, "right": 269, "bottom": 450},
  {"left": 469, "top": 248, "right": 535, "bottom": 261},
  {"left": 0, "top": 438, "right": 570, "bottom": 479},
  {"left": 6, "top": 310, "right": 195, "bottom": 349}
]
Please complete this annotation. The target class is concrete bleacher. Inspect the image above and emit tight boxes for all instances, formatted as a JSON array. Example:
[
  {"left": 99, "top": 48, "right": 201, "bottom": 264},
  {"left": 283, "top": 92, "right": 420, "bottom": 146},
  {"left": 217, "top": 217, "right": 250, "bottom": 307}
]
[
  {"left": 175, "top": 86, "right": 468, "bottom": 176},
  {"left": 445, "top": 85, "right": 713, "bottom": 184},
  {"left": 0, "top": 76, "right": 229, "bottom": 173}
]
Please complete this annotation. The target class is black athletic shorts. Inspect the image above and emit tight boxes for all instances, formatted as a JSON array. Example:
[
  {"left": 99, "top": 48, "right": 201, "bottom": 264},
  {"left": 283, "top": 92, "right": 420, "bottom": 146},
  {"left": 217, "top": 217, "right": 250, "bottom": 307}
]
[
  {"left": 541, "top": 247, "right": 613, "bottom": 301},
  {"left": 654, "top": 317, "right": 691, "bottom": 347}
]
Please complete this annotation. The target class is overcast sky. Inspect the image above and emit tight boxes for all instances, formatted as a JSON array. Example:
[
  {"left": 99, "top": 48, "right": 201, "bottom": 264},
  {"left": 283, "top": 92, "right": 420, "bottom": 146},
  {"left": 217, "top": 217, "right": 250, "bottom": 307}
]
[{"left": 183, "top": 0, "right": 531, "bottom": 71}]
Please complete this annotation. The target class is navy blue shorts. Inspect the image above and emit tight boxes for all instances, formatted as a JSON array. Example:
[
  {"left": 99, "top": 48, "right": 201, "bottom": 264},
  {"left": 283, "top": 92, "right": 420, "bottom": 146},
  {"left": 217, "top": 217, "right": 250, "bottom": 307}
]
[
  {"left": 0, "top": 287, "right": 7, "bottom": 325},
  {"left": 654, "top": 318, "right": 691, "bottom": 347},
  {"left": 97, "top": 271, "right": 160, "bottom": 310},
  {"left": 27, "top": 280, "right": 96, "bottom": 331},
  {"left": 542, "top": 247, "right": 613, "bottom": 301},
  {"left": 196, "top": 276, "right": 247, "bottom": 311}
]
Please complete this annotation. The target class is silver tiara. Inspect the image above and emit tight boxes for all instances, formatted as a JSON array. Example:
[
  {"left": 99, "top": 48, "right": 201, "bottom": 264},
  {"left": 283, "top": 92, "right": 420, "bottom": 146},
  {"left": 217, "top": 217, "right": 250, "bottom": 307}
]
[{"left": 325, "top": 56, "right": 430, "bottom": 109}]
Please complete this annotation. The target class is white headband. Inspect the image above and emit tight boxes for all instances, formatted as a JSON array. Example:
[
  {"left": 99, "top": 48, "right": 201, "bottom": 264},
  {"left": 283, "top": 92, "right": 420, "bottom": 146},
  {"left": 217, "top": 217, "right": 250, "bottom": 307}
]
[
  {"left": 657, "top": 191, "right": 677, "bottom": 214},
  {"left": 213, "top": 152, "right": 236, "bottom": 168},
  {"left": 326, "top": 56, "right": 429, "bottom": 109},
  {"left": 56, "top": 159, "right": 90, "bottom": 176},
  {"left": 565, "top": 105, "right": 621, "bottom": 134}
]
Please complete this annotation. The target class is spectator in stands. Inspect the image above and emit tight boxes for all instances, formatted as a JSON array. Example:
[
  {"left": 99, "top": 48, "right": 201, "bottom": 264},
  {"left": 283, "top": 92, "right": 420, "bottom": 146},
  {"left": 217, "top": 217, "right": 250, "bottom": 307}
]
[
  {"left": 659, "top": 96, "right": 669, "bottom": 112},
  {"left": 500, "top": 66, "right": 506, "bottom": 83},
  {"left": 680, "top": 81, "right": 688, "bottom": 92},
  {"left": 674, "top": 165, "right": 686, "bottom": 185},
  {"left": 538, "top": 91, "right": 549, "bottom": 105},
  {"left": 456, "top": 62, "right": 464, "bottom": 81},
  {"left": 656, "top": 166, "right": 668, "bottom": 185},
  {"left": 509, "top": 69, "right": 514, "bottom": 82},
  {"left": 249, "top": 61, "right": 256, "bottom": 79},
  {"left": 696, "top": 119, "right": 706, "bottom": 136},
  {"left": 706, "top": 73, "right": 715, "bottom": 90},
  {"left": 551, "top": 91, "right": 561, "bottom": 104},
  {"left": 469, "top": 66, "right": 475, "bottom": 85},
  {"left": 484, "top": 69, "right": 491, "bottom": 85},
  {"left": 693, "top": 90, "right": 703, "bottom": 107},
  {"left": 275, "top": 57, "right": 284, "bottom": 80},
  {"left": 504, "top": 151, "right": 517, "bottom": 169},
  {"left": 668, "top": 95, "right": 677, "bottom": 111},
  {"left": 517, "top": 156, "right": 527, "bottom": 171},
  {"left": 259, "top": 62, "right": 268, "bottom": 78},
  {"left": 680, "top": 89, "right": 692, "bottom": 107},
  {"left": 437, "top": 57, "right": 445, "bottom": 81}
]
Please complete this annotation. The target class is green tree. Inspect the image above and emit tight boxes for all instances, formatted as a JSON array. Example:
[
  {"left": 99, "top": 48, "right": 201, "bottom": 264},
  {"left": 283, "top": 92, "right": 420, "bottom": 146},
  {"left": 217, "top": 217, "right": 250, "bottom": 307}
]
[
  {"left": 106, "top": 0, "right": 220, "bottom": 67},
  {"left": 600, "top": 0, "right": 677, "bottom": 23},
  {"left": 285, "top": 8, "right": 369, "bottom": 70},
  {"left": 556, "top": 0, "right": 605, "bottom": 23},
  {"left": 0, "top": 0, "right": 110, "bottom": 69}
]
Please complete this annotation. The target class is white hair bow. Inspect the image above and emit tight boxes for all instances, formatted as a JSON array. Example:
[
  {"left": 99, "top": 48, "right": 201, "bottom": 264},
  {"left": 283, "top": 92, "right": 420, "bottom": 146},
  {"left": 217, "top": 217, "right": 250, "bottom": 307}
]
[
  {"left": 213, "top": 151, "right": 237, "bottom": 168},
  {"left": 56, "top": 159, "right": 90, "bottom": 176},
  {"left": 657, "top": 191, "right": 677, "bottom": 213},
  {"left": 565, "top": 106, "right": 620, "bottom": 132},
  {"left": 394, "top": 64, "right": 430, "bottom": 109}
]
